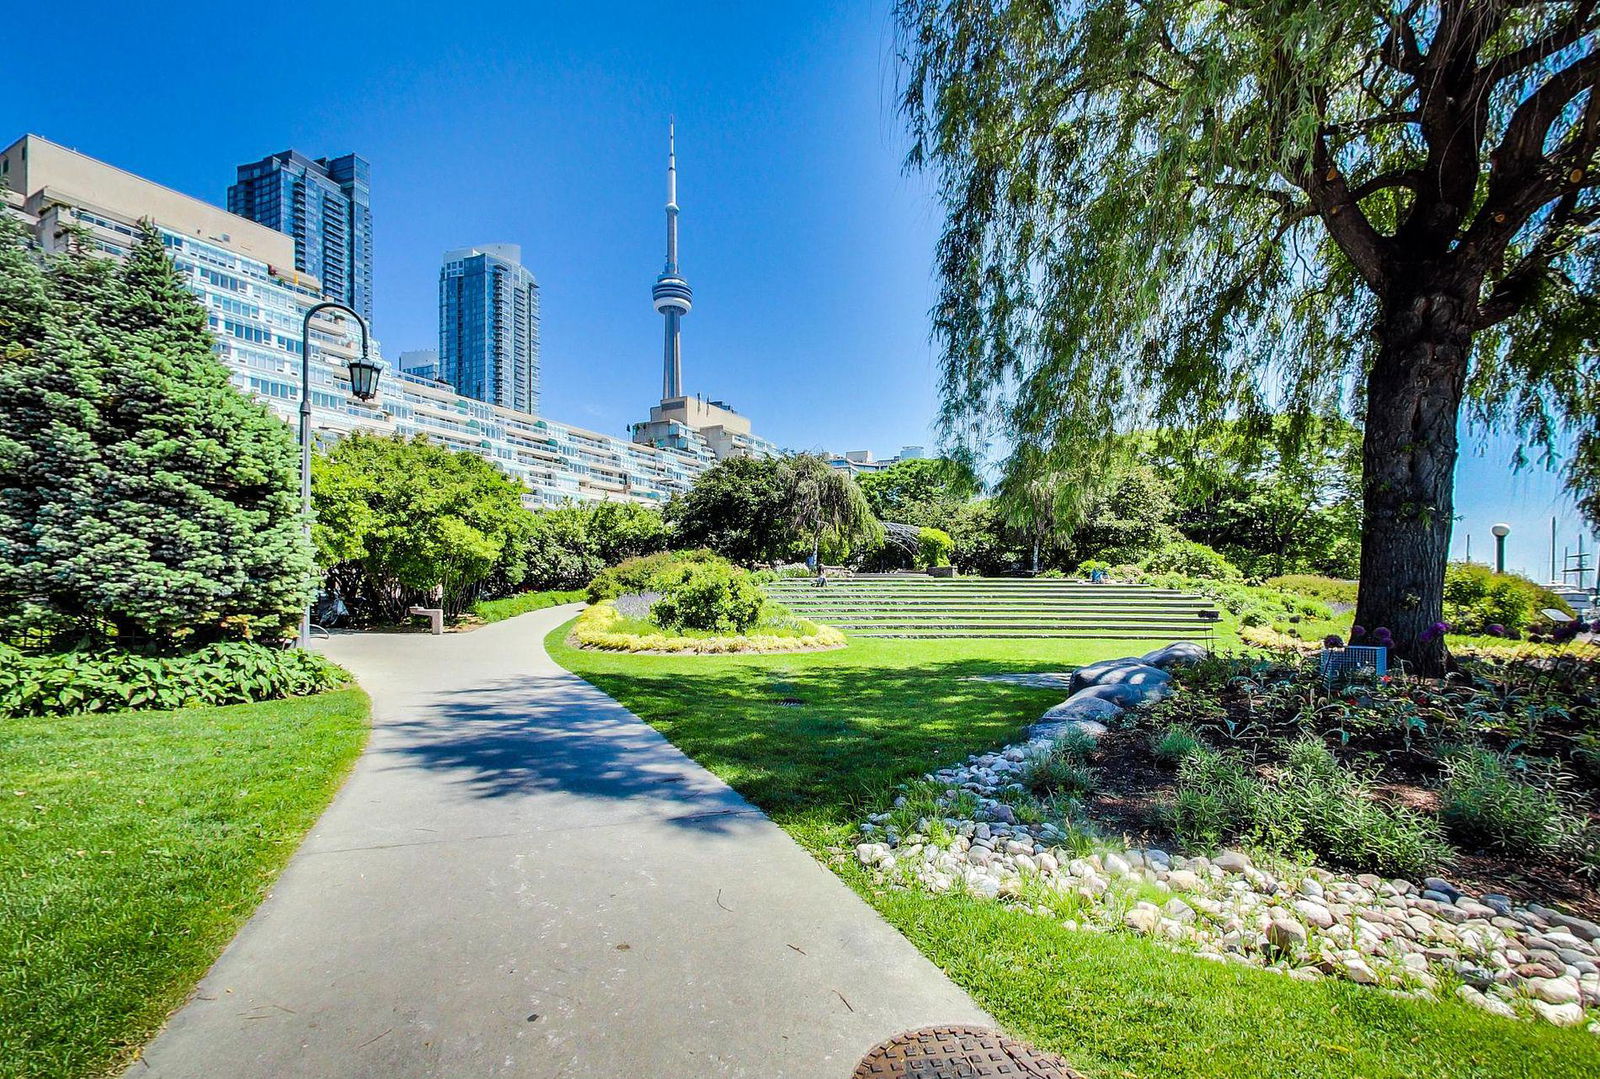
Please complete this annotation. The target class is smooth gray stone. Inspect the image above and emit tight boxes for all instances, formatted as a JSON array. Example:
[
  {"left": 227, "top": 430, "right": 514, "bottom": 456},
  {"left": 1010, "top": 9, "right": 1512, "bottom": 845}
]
[
  {"left": 1139, "top": 641, "right": 1210, "bottom": 668},
  {"left": 1069, "top": 659, "right": 1173, "bottom": 695},
  {"left": 1071, "top": 680, "right": 1172, "bottom": 708}
]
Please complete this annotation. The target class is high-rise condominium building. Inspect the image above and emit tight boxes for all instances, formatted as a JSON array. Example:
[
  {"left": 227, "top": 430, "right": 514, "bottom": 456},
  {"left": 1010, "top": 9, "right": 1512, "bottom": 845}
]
[
  {"left": 397, "top": 348, "right": 442, "bottom": 382},
  {"left": 228, "top": 150, "right": 373, "bottom": 324},
  {"left": 439, "top": 244, "right": 540, "bottom": 416}
]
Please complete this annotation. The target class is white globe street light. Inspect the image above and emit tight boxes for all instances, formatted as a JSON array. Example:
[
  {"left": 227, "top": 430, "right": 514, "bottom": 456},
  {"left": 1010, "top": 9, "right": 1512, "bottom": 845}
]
[{"left": 1491, "top": 523, "right": 1511, "bottom": 574}]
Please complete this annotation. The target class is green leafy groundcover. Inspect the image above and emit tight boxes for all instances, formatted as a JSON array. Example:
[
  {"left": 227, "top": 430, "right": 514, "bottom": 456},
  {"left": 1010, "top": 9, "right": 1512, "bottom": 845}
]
[
  {"left": 469, "top": 588, "right": 586, "bottom": 625},
  {"left": 0, "top": 642, "right": 343, "bottom": 719},
  {"left": 1, "top": 688, "right": 369, "bottom": 1079}
]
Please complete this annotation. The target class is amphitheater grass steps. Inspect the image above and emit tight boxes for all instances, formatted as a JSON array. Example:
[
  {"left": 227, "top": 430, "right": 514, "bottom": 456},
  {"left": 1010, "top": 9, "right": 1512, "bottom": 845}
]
[{"left": 766, "top": 574, "right": 1221, "bottom": 640}]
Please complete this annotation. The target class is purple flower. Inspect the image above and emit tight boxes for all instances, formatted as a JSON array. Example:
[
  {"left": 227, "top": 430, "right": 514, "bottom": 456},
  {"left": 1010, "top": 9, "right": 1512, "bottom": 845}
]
[
  {"left": 1323, "top": 634, "right": 1344, "bottom": 648},
  {"left": 1419, "top": 627, "right": 1438, "bottom": 644},
  {"left": 1350, "top": 625, "right": 1367, "bottom": 639},
  {"left": 1484, "top": 624, "right": 1506, "bottom": 637},
  {"left": 1433, "top": 621, "right": 1451, "bottom": 634}
]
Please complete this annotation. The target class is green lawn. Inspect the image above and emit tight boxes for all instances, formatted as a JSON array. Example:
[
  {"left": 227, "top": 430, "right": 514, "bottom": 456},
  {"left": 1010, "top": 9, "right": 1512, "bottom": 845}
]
[
  {"left": 1, "top": 689, "right": 370, "bottom": 1079},
  {"left": 549, "top": 624, "right": 1600, "bottom": 1079}
]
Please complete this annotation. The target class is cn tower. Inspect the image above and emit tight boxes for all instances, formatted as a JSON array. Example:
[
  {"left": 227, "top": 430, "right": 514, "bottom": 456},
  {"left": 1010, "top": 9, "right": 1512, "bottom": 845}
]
[{"left": 651, "top": 123, "right": 693, "bottom": 400}]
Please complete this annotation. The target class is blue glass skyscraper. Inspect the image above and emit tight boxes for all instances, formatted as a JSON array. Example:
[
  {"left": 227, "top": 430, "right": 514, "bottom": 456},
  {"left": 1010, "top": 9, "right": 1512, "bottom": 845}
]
[
  {"left": 439, "top": 245, "right": 541, "bottom": 416},
  {"left": 228, "top": 150, "right": 373, "bottom": 324}
]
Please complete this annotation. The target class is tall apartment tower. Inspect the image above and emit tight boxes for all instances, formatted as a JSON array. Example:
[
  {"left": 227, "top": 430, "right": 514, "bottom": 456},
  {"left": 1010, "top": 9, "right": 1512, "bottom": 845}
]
[
  {"left": 228, "top": 150, "right": 373, "bottom": 323},
  {"left": 439, "top": 244, "right": 541, "bottom": 415}
]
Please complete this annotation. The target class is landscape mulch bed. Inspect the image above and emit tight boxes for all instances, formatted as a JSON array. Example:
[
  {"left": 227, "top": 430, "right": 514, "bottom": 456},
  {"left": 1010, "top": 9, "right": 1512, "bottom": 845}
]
[{"left": 1082, "top": 728, "right": 1600, "bottom": 919}]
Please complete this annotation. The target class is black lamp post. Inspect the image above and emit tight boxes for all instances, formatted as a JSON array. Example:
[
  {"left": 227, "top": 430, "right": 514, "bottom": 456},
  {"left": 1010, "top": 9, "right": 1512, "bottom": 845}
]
[{"left": 299, "top": 301, "right": 381, "bottom": 647}]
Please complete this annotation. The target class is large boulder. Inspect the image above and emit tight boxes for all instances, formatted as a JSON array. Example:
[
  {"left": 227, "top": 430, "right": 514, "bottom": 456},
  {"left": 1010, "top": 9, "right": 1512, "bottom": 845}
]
[
  {"left": 1139, "top": 641, "right": 1209, "bottom": 669},
  {"left": 1039, "top": 695, "right": 1123, "bottom": 724},
  {"left": 1029, "top": 718, "right": 1110, "bottom": 745},
  {"left": 1072, "top": 680, "right": 1172, "bottom": 708},
  {"left": 1028, "top": 695, "right": 1121, "bottom": 742},
  {"left": 1069, "top": 659, "right": 1172, "bottom": 695}
]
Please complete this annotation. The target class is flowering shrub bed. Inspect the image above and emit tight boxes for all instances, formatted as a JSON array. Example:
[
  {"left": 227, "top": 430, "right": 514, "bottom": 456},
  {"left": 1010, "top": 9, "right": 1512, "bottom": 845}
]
[{"left": 571, "top": 600, "right": 845, "bottom": 654}]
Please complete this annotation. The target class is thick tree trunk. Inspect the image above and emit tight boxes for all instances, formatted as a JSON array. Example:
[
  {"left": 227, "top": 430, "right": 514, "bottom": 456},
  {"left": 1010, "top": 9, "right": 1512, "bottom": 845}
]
[{"left": 1352, "top": 279, "right": 1474, "bottom": 677}]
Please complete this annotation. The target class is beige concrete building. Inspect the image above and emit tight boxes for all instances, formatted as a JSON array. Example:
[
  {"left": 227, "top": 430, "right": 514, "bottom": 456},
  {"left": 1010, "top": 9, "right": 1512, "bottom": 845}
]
[
  {"left": 1, "top": 134, "right": 304, "bottom": 274},
  {"left": 631, "top": 393, "right": 777, "bottom": 460}
]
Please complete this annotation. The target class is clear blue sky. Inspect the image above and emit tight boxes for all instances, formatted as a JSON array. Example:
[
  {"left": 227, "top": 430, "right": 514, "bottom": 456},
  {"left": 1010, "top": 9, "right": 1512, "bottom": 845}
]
[{"left": 3, "top": 1, "right": 1593, "bottom": 582}]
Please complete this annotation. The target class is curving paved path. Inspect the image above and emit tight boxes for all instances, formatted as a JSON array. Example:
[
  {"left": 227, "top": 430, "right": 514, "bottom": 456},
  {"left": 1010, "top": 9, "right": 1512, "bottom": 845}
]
[{"left": 130, "top": 605, "right": 987, "bottom": 1078}]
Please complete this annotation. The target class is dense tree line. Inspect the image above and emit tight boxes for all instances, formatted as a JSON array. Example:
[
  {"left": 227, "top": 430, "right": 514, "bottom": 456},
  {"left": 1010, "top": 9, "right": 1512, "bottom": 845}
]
[{"left": 849, "top": 434, "right": 1362, "bottom": 579}]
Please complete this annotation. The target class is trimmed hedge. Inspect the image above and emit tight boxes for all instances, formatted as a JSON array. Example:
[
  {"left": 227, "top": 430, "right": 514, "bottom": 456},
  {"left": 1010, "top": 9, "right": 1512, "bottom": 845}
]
[
  {"left": 470, "top": 589, "right": 586, "bottom": 624},
  {"left": 918, "top": 527, "right": 955, "bottom": 569},
  {"left": 0, "top": 643, "right": 345, "bottom": 719},
  {"left": 571, "top": 601, "right": 845, "bottom": 654}
]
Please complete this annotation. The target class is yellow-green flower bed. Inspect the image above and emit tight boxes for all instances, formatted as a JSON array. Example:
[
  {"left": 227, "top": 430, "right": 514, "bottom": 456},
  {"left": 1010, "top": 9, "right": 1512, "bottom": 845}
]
[{"left": 571, "top": 600, "right": 845, "bottom": 654}]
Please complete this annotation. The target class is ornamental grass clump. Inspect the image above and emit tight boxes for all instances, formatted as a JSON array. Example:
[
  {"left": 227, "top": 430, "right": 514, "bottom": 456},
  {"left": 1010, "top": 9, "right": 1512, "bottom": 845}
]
[
  {"left": 1440, "top": 748, "right": 1565, "bottom": 852},
  {"left": 1164, "top": 739, "right": 1447, "bottom": 878},
  {"left": 1024, "top": 731, "right": 1098, "bottom": 797},
  {"left": 1152, "top": 725, "right": 1201, "bottom": 767}
]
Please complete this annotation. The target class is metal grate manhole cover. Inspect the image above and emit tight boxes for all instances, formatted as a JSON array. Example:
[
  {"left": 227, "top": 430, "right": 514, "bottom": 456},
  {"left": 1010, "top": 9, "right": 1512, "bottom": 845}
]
[{"left": 852, "top": 1026, "right": 1080, "bottom": 1078}]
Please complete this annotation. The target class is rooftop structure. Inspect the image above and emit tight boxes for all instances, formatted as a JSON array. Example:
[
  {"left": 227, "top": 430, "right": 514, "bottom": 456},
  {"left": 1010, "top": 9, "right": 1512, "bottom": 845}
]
[{"left": 827, "top": 446, "right": 929, "bottom": 475}]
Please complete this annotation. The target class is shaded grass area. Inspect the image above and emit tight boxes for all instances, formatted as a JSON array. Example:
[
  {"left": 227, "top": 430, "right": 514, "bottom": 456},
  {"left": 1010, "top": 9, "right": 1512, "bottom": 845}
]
[
  {"left": 548, "top": 623, "right": 1600, "bottom": 1079},
  {"left": 548, "top": 628, "right": 1133, "bottom": 845},
  {"left": 1, "top": 689, "right": 370, "bottom": 1079},
  {"left": 468, "top": 589, "right": 585, "bottom": 625}
]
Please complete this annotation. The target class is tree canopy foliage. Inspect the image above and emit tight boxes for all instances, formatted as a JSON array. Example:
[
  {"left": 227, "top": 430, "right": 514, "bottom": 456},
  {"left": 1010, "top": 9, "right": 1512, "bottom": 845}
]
[
  {"left": 857, "top": 457, "right": 978, "bottom": 524},
  {"left": 898, "top": 0, "right": 1600, "bottom": 670},
  {"left": 0, "top": 219, "right": 311, "bottom": 646},
  {"left": 665, "top": 456, "right": 797, "bottom": 565},
  {"left": 787, "top": 453, "right": 883, "bottom": 565},
  {"left": 312, "top": 433, "right": 533, "bottom": 621},
  {"left": 1166, "top": 420, "right": 1364, "bottom": 578}
]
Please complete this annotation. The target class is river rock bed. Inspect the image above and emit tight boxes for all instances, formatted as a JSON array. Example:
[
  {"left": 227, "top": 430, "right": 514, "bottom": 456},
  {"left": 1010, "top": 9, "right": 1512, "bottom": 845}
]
[{"left": 856, "top": 687, "right": 1600, "bottom": 1030}]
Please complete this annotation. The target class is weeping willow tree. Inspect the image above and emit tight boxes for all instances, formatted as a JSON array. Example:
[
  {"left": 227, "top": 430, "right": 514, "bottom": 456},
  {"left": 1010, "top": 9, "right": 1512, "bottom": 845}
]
[
  {"left": 992, "top": 441, "right": 1126, "bottom": 572},
  {"left": 786, "top": 454, "right": 884, "bottom": 566},
  {"left": 898, "top": 0, "right": 1600, "bottom": 673}
]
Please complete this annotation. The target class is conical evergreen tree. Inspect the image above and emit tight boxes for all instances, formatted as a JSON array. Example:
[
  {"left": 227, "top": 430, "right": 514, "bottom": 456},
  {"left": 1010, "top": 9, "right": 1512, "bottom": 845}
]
[
  {"left": 70, "top": 224, "right": 314, "bottom": 642},
  {"left": 0, "top": 219, "right": 108, "bottom": 641},
  {"left": 0, "top": 220, "right": 312, "bottom": 644}
]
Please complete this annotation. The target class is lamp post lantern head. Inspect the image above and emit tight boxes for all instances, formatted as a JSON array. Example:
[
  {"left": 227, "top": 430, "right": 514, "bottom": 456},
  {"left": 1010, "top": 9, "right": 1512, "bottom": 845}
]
[
  {"left": 1491, "top": 522, "right": 1511, "bottom": 573},
  {"left": 347, "top": 354, "right": 382, "bottom": 401}
]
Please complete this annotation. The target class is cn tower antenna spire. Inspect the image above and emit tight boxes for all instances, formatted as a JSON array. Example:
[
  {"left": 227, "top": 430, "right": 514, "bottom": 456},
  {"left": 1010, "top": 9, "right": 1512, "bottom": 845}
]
[{"left": 652, "top": 120, "right": 692, "bottom": 400}]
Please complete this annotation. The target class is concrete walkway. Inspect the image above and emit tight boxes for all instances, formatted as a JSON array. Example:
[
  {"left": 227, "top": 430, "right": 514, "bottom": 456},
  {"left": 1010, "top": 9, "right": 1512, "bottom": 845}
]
[{"left": 132, "top": 606, "right": 988, "bottom": 1078}]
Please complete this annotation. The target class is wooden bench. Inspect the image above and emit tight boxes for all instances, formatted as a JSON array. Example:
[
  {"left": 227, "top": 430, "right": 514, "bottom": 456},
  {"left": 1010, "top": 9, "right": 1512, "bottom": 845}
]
[{"left": 407, "top": 605, "right": 444, "bottom": 635}]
